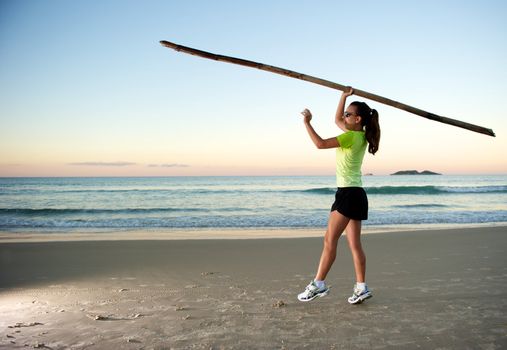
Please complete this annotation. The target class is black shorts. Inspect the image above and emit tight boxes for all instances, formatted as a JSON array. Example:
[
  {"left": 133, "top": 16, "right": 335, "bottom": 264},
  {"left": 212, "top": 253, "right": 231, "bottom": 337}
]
[{"left": 330, "top": 187, "right": 368, "bottom": 221}]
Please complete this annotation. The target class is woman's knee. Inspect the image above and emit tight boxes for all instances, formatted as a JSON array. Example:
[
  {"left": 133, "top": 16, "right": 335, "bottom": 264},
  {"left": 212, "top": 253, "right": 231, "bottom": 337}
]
[
  {"left": 323, "top": 232, "right": 339, "bottom": 249},
  {"left": 348, "top": 237, "right": 362, "bottom": 250},
  {"left": 350, "top": 240, "right": 366, "bottom": 259},
  {"left": 355, "top": 250, "right": 366, "bottom": 262},
  {"left": 347, "top": 235, "right": 365, "bottom": 256}
]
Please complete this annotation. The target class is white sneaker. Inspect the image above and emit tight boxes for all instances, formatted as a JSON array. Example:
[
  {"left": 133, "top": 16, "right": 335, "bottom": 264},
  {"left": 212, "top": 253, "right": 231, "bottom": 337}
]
[
  {"left": 297, "top": 280, "right": 329, "bottom": 302},
  {"left": 348, "top": 285, "right": 372, "bottom": 304}
]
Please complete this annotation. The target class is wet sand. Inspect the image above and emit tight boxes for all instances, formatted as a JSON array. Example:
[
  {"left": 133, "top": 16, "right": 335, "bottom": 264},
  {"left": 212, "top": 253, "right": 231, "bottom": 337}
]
[{"left": 1, "top": 226, "right": 506, "bottom": 349}]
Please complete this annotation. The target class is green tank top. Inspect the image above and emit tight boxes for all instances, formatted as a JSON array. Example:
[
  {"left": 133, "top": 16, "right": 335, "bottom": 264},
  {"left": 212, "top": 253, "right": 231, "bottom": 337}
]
[{"left": 335, "top": 131, "right": 367, "bottom": 187}]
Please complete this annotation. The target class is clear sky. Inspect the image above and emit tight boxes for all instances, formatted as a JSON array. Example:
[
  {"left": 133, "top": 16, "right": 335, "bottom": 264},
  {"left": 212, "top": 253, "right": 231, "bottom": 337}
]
[{"left": 1, "top": 0, "right": 506, "bottom": 176}]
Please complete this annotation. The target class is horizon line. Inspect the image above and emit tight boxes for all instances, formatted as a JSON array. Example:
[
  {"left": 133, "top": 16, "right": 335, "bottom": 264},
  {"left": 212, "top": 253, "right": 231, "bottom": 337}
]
[{"left": 1, "top": 173, "right": 506, "bottom": 178}]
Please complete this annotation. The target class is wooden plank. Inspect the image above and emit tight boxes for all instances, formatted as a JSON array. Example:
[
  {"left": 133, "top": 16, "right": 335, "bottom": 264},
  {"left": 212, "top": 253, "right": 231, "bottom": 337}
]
[{"left": 160, "top": 40, "right": 495, "bottom": 137}]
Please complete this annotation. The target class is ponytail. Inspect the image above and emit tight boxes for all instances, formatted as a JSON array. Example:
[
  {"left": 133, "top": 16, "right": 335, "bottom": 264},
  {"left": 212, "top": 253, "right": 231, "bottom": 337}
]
[
  {"left": 365, "top": 109, "right": 380, "bottom": 155},
  {"left": 350, "top": 101, "right": 381, "bottom": 155}
]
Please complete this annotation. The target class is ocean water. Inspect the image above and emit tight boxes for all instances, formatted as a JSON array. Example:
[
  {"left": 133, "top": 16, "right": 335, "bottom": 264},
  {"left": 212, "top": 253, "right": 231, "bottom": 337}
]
[{"left": 0, "top": 175, "right": 506, "bottom": 233}]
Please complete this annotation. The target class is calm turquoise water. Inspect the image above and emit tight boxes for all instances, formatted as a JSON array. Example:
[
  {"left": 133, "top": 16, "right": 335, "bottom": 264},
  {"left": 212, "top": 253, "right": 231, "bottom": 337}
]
[{"left": 0, "top": 175, "right": 506, "bottom": 232}]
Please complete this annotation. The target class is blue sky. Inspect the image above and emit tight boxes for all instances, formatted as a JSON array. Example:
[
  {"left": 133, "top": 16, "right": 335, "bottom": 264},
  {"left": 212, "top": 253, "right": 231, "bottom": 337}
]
[{"left": 1, "top": 0, "right": 506, "bottom": 176}]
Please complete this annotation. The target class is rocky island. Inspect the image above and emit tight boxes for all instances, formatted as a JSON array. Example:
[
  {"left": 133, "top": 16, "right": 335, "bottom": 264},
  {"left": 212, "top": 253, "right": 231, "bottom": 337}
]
[{"left": 391, "top": 170, "right": 442, "bottom": 175}]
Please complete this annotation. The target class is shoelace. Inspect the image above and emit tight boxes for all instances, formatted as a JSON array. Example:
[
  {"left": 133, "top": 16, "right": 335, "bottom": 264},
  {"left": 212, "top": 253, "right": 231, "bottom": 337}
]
[{"left": 354, "top": 288, "right": 366, "bottom": 296}]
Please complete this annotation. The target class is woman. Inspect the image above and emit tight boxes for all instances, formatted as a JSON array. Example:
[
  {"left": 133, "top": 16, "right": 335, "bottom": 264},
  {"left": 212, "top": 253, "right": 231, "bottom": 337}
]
[{"left": 297, "top": 88, "right": 380, "bottom": 304}]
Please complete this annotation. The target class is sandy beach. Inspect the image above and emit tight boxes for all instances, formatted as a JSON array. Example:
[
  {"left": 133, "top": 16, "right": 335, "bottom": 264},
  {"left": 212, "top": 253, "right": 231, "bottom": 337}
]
[{"left": 1, "top": 226, "right": 506, "bottom": 349}]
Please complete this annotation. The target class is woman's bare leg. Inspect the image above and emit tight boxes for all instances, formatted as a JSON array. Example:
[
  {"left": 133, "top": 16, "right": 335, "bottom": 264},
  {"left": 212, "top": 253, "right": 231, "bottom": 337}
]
[
  {"left": 315, "top": 211, "right": 350, "bottom": 281},
  {"left": 345, "top": 219, "right": 366, "bottom": 283}
]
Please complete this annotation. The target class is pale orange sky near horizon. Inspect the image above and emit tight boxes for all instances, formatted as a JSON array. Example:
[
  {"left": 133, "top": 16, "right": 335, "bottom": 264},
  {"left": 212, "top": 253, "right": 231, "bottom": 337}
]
[
  {"left": 1, "top": 97, "right": 505, "bottom": 177},
  {"left": 1, "top": 1, "right": 506, "bottom": 177}
]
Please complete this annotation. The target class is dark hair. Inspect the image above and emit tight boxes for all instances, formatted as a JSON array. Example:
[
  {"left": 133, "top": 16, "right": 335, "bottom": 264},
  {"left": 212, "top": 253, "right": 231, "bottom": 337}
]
[{"left": 350, "top": 101, "right": 380, "bottom": 155}]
